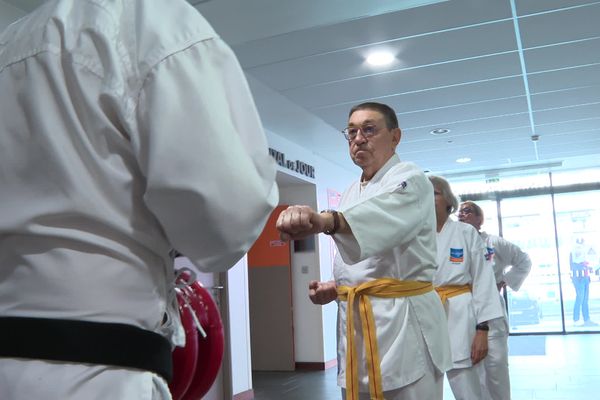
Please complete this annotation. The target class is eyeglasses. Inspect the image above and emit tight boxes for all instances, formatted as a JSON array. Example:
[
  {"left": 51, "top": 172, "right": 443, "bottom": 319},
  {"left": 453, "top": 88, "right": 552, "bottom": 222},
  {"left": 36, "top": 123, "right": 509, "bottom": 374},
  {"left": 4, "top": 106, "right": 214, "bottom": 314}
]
[
  {"left": 341, "top": 124, "right": 382, "bottom": 141},
  {"left": 458, "top": 207, "right": 474, "bottom": 215}
]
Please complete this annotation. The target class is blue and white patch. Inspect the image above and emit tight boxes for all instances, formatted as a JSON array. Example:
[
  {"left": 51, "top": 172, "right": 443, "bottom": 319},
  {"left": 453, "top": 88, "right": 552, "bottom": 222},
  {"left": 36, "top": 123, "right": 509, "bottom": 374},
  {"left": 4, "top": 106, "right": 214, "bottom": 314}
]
[
  {"left": 485, "top": 247, "right": 495, "bottom": 261},
  {"left": 449, "top": 248, "right": 464, "bottom": 263}
]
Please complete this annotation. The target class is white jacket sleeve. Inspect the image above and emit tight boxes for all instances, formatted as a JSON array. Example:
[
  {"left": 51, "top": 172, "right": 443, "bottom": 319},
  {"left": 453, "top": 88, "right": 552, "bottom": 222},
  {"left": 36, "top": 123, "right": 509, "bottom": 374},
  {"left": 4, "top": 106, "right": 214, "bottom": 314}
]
[
  {"left": 494, "top": 236, "right": 532, "bottom": 291},
  {"left": 131, "top": 37, "right": 278, "bottom": 272}
]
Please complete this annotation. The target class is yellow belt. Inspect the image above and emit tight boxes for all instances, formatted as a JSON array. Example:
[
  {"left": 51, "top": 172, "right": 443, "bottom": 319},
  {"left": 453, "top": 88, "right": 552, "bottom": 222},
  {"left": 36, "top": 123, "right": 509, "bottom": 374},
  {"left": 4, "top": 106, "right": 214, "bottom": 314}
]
[
  {"left": 435, "top": 284, "right": 472, "bottom": 304},
  {"left": 337, "top": 278, "right": 434, "bottom": 400}
]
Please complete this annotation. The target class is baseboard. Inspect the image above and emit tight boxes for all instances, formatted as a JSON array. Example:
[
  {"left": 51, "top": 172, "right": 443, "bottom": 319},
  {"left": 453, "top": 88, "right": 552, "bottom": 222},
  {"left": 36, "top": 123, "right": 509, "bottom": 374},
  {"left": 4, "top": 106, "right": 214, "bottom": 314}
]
[
  {"left": 295, "top": 359, "right": 337, "bottom": 370},
  {"left": 233, "top": 388, "right": 254, "bottom": 400}
]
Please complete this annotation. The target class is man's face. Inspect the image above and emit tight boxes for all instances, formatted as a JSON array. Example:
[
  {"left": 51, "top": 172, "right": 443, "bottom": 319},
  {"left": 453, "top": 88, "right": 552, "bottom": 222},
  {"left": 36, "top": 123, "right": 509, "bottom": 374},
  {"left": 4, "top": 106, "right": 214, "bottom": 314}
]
[
  {"left": 347, "top": 109, "right": 400, "bottom": 176},
  {"left": 458, "top": 203, "right": 482, "bottom": 230}
]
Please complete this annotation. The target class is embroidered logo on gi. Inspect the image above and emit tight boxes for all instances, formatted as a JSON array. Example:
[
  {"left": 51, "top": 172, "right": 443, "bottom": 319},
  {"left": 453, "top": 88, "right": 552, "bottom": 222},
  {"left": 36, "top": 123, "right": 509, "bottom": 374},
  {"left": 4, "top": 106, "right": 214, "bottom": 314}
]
[
  {"left": 449, "top": 248, "right": 464, "bottom": 263},
  {"left": 485, "top": 247, "right": 495, "bottom": 261}
]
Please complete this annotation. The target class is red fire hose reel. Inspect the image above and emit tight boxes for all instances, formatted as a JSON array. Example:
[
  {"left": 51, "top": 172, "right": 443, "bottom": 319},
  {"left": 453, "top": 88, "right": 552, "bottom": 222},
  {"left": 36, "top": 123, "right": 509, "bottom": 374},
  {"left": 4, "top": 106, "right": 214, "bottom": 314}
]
[{"left": 169, "top": 274, "right": 224, "bottom": 400}]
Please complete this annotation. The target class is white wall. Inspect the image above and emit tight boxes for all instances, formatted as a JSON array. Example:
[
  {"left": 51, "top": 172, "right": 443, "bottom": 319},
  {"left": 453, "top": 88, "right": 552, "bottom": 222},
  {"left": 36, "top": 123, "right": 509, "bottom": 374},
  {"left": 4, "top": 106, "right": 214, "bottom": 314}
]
[
  {"left": 226, "top": 256, "right": 253, "bottom": 396},
  {"left": 266, "top": 130, "right": 356, "bottom": 365},
  {"left": 278, "top": 183, "right": 321, "bottom": 363},
  {"left": 223, "top": 129, "right": 355, "bottom": 395}
]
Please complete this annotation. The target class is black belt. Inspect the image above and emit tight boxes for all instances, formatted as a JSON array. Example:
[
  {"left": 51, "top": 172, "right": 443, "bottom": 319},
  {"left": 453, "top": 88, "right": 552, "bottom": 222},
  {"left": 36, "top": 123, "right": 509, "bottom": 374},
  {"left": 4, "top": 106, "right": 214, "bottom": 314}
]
[{"left": 0, "top": 316, "right": 172, "bottom": 382}]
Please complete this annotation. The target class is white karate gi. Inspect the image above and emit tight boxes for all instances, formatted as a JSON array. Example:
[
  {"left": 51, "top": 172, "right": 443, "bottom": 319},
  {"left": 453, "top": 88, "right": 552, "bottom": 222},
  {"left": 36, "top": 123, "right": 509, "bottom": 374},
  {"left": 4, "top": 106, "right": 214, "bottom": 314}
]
[
  {"left": 0, "top": 1, "right": 278, "bottom": 399},
  {"left": 333, "top": 155, "right": 452, "bottom": 398},
  {"left": 434, "top": 220, "right": 503, "bottom": 400},
  {"left": 479, "top": 232, "right": 531, "bottom": 400}
]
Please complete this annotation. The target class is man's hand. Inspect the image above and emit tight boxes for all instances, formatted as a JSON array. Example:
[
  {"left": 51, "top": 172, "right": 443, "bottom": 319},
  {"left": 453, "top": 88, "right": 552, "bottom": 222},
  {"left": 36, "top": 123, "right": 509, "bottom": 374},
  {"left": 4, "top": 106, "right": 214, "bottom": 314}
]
[
  {"left": 308, "top": 280, "right": 337, "bottom": 305},
  {"left": 470, "top": 330, "right": 489, "bottom": 364},
  {"left": 276, "top": 205, "right": 326, "bottom": 241}
]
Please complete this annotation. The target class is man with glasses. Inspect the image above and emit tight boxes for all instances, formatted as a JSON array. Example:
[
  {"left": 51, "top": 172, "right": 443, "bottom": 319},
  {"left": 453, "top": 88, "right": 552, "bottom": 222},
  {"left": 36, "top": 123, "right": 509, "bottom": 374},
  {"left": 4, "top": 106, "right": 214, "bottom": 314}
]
[
  {"left": 458, "top": 201, "right": 532, "bottom": 400},
  {"left": 277, "top": 102, "right": 451, "bottom": 400}
]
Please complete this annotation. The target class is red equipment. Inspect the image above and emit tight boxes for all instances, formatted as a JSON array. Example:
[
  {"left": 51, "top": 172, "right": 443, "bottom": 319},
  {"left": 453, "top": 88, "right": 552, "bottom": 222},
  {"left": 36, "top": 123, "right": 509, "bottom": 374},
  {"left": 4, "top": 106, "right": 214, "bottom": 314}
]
[{"left": 168, "top": 273, "right": 225, "bottom": 400}]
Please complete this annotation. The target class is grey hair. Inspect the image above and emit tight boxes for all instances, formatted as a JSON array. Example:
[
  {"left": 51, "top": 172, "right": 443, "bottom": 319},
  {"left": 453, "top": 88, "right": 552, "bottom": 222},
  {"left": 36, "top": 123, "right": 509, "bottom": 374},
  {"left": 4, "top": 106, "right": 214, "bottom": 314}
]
[
  {"left": 428, "top": 175, "right": 458, "bottom": 215},
  {"left": 349, "top": 102, "right": 399, "bottom": 130}
]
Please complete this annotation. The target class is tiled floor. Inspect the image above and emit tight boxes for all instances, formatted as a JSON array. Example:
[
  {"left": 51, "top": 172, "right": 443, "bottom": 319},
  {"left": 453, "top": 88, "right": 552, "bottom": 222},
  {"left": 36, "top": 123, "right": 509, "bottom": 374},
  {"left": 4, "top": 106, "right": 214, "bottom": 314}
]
[{"left": 253, "top": 334, "right": 600, "bottom": 400}]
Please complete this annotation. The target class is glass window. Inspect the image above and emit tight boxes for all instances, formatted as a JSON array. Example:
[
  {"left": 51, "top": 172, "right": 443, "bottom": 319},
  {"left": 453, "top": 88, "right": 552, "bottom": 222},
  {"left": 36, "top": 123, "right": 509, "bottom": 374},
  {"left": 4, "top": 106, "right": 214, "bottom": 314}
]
[
  {"left": 478, "top": 200, "right": 499, "bottom": 237},
  {"left": 451, "top": 173, "right": 551, "bottom": 196},
  {"left": 552, "top": 168, "right": 600, "bottom": 187},
  {"left": 501, "top": 195, "right": 562, "bottom": 333},
  {"left": 553, "top": 190, "right": 600, "bottom": 331}
]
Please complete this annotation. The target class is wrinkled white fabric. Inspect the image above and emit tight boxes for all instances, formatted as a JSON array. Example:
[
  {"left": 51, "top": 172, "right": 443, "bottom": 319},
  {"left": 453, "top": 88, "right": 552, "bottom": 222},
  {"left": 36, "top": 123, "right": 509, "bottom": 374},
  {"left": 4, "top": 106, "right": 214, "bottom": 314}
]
[
  {"left": 482, "top": 232, "right": 531, "bottom": 294},
  {"left": 479, "top": 232, "right": 531, "bottom": 400},
  {"left": 434, "top": 220, "right": 503, "bottom": 367},
  {"left": 0, "top": 0, "right": 277, "bottom": 398}
]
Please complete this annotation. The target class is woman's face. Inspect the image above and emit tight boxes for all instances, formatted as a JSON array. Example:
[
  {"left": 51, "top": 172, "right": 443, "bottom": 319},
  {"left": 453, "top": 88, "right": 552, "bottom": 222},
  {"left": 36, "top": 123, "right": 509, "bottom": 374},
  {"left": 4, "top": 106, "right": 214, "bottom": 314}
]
[{"left": 433, "top": 184, "right": 449, "bottom": 220}]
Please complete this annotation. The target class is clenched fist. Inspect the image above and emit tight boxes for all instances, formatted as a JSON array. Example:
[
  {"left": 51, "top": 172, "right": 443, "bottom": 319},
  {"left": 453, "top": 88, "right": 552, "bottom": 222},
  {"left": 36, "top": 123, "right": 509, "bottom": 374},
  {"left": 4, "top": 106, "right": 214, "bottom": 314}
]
[{"left": 276, "top": 205, "right": 326, "bottom": 241}]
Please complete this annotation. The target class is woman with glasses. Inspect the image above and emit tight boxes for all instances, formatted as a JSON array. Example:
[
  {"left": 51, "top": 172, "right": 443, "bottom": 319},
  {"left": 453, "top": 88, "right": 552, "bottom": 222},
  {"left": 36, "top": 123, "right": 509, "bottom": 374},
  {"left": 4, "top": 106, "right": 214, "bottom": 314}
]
[
  {"left": 428, "top": 176, "right": 503, "bottom": 400},
  {"left": 458, "top": 200, "right": 532, "bottom": 400}
]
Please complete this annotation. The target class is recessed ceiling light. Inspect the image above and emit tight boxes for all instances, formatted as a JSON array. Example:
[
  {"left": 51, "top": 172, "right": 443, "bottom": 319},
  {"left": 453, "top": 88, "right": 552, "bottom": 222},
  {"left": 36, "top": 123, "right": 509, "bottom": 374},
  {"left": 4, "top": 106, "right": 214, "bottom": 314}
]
[
  {"left": 430, "top": 128, "right": 450, "bottom": 135},
  {"left": 366, "top": 52, "right": 395, "bottom": 67},
  {"left": 456, "top": 157, "right": 471, "bottom": 164}
]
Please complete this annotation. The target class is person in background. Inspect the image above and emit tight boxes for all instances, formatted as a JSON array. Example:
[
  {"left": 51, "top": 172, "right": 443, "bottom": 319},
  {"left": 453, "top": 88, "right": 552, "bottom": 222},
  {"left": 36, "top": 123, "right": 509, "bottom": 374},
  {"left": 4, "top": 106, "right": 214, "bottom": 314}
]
[
  {"left": 458, "top": 200, "right": 532, "bottom": 400},
  {"left": 429, "top": 176, "right": 503, "bottom": 400},
  {"left": 569, "top": 237, "right": 598, "bottom": 327},
  {"left": 0, "top": 1, "right": 278, "bottom": 399},
  {"left": 277, "top": 102, "right": 451, "bottom": 400}
]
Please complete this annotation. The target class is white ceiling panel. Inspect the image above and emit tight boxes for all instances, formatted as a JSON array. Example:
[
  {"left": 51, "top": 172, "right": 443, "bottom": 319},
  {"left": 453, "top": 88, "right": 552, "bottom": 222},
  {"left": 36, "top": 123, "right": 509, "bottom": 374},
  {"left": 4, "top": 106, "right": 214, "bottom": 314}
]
[
  {"left": 536, "top": 118, "right": 600, "bottom": 135},
  {"left": 314, "top": 77, "right": 527, "bottom": 129},
  {"left": 397, "top": 97, "right": 530, "bottom": 129},
  {"left": 515, "top": 0, "right": 600, "bottom": 16},
  {"left": 524, "top": 38, "right": 600, "bottom": 73},
  {"left": 283, "top": 52, "right": 523, "bottom": 111},
  {"left": 538, "top": 137, "right": 600, "bottom": 159},
  {"left": 229, "top": 0, "right": 512, "bottom": 67},
  {"left": 531, "top": 86, "right": 600, "bottom": 110},
  {"left": 2, "top": 0, "right": 598, "bottom": 178},
  {"left": 528, "top": 64, "right": 600, "bottom": 93},
  {"left": 402, "top": 113, "right": 533, "bottom": 137},
  {"left": 533, "top": 103, "right": 600, "bottom": 125},
  {"left": 518, "top": 3, "right": 600, "bottom": 48},
  {"left": 247, "top": 20, "right": 517, "bottom": 91},
  {"left": 400, "top": 128, "right": 534, "bottom": 155}
]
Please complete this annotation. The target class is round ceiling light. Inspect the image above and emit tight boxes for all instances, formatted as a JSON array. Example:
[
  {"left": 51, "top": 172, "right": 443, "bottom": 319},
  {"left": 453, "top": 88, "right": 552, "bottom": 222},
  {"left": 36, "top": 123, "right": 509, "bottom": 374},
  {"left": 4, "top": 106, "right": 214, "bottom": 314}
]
[
  {"left": 430, "top": 128, "right": 450, "bottom": 135},
  {"left": 366, "top": 52, "right": 395, "bottom": 67}
]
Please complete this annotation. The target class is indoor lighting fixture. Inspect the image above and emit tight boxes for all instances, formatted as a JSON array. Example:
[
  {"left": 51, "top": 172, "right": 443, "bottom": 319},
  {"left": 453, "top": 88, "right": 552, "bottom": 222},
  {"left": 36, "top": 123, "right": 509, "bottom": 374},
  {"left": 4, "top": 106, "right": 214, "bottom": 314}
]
[
  {"left": 430, "top": 128, "right": 450, "bottom": 135},
  {"left": 456, "top": 157, "right": 471, "bottom": 163},
  {"left": 366, "top": 52, "right": 395, "bottom": 67}
]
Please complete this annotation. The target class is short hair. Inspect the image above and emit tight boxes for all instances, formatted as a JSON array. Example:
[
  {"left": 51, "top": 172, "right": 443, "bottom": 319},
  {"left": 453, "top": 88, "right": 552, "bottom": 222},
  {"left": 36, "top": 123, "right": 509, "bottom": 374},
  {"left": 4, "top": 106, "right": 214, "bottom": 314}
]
[
  {"left": 460, "top": 200, "right": 483, "bottom": 218},
  {"left": 428, "top": 175, "right": 458, "bottom": 215},
  {"left": 349, "top": 102, "right": 399, "bottom": 130}
]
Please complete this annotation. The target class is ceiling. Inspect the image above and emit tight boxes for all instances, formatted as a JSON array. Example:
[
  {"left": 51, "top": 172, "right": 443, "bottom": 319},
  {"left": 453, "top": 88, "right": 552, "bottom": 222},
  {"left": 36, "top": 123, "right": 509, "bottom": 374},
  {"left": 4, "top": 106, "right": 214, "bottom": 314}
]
[{"left": 4, "top": 0, "right": 600, "bottom": 179}]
